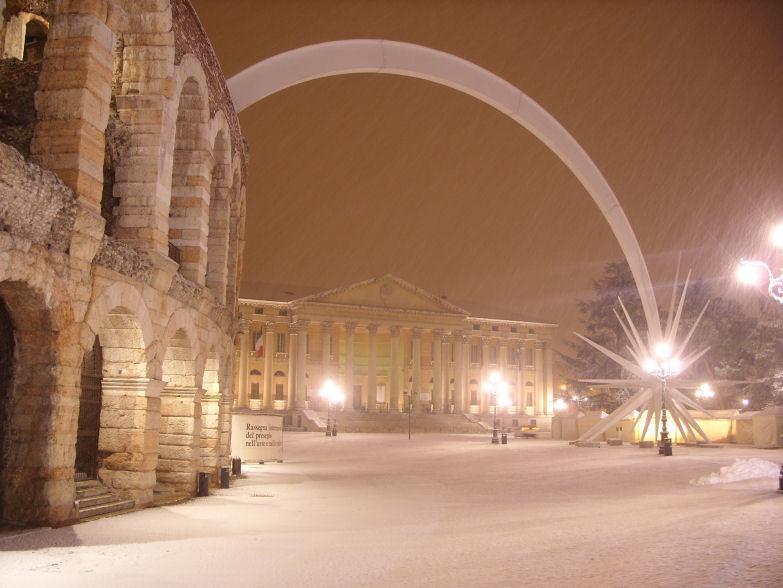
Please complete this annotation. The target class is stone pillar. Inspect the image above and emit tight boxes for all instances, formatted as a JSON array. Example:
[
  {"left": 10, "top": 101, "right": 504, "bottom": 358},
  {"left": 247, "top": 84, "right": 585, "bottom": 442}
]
[
  {"left": 544, "top": 343, "right": 554, "bottom": 415},
  {"left": 481, "top": 338, "right": 490, "bottom": 413},
  {"left": 199, "top": 392, "right": 221, "bottom": 482},
  {"left": 217, "top": 394, "right": 233, "bottom": 468},
  {"left": 442, "top": 339, "right": 451, "bottom": 411},
  {"left": 263, "top": 323, "right": 274, "bottom": 410},
  {"left": 535, "top": 342, "right": 544, "bottom": 415},
  {"left": 238, "top": 323, "right": 249, "bottom": 408},
  {"left": 432, "top": 330, "right": 443, "bottom": 412},
  {"left": 515, "top": 345, "right": 524, "bottom": 412},
  {"left": 462, "top": 336, "right": 470, "bottom": 412},
  {"left": 412, "top": 328, "right": 422, "bottom": 408},
  {"left": 344, "top": 322, "right": 355, "bottom": 407},
  {"left": 390, "top": 325, "right": 400, "bottom": 411},
  {"left": 321, "top": 321, "right": 332, "bottom": 384},
  {"left": 287, "top": 325, "right": 298, "bottom": 410},
  {"left": 30, "top": 0, "right": 121, "bottom": 211},
  {"left": 99, "top": 377, "right": 161, "bottom": 507},
  {"left": 367, "top": 324, "right": 378, "bottom": 410},
  {"left": 500, "top": 339, "right": 508, "bottom": 381},
  {"left": 454, "top": 332, "right": 465, "bottom": 412},
  {"left": 295, "top": 321, "right": 309, "bottom": 408},
  {"left": 157, "top": 386, "right": 202, "bottom": 498}
]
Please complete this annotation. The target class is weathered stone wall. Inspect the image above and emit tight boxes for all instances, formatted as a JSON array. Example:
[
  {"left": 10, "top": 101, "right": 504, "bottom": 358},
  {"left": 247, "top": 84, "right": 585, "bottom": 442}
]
[{"left": 0, "top": 0, "right": 245, "bottom": 526}]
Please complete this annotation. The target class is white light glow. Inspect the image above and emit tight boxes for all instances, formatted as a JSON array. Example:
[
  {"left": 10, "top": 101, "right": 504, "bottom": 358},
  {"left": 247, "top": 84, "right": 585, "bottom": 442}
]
[
  {"left": 489, "top": 371, "right": 502, "bottom": 384},
  {"left": 319, "top": 379, "right": 345, "bottom": 404},
  {"left": 654, "top": 342, "right": 672, "bottom": 359},
  {"left": 643, "top": 358, "right": 657, "bottom": 374},
  {"left": 741, "top": 398, "right": 749, "bottom": 407},
  {"left": 770, "top": 223, "right": 783, "bottom": 249},
  {"left": 736, "top": 262, "right": 765, "bottom": 286},
  {"left": 696, "top": 382, "right": 715, "bottom": 399},
  {"left": 554, "top": 398, "right": 568, "bottom": 412}
]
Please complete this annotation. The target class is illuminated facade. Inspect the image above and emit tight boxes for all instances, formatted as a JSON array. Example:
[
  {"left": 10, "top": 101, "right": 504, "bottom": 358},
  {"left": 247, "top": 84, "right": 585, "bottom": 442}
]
[{"left": 234, "top": 275, "right": 556, "bottom": 416}]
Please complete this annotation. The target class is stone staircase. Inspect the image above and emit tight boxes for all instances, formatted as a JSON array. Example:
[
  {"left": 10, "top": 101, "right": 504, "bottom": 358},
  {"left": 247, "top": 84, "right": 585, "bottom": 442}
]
[{"left": 75, "top": 479, "right": 134, "bottom": 521}]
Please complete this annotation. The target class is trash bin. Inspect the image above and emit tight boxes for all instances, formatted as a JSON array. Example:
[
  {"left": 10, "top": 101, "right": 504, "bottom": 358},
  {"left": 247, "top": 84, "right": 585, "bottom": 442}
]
[
  {"left": 220, "top": 466, "right": 230, "bottom": 489},
  {"left": 232, "top": 457, "right": 242, "bottom": 476},
  {"left": 197, "top": 472, "right": 209, "bottom": 497}
]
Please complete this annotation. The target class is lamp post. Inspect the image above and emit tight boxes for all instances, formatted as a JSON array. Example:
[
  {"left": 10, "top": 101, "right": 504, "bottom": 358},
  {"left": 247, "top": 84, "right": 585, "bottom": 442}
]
[
  {"left": 737, "top": 222, "right": 783, "bottom": 304},
  {"left": 643, "top": 342, "right": 681, "bottom": 456},
  {"left": 482, "top": 371, "right": 509, "bottom": 445},
  {"left": 319, "top": 379, "right": 344, "bottom": 437}
]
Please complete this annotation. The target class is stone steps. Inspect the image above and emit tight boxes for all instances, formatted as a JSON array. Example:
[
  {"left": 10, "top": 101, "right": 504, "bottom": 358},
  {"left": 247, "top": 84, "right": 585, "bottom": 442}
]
[{"left": 75, "top": 479, "right": 135, "bottom": 521}]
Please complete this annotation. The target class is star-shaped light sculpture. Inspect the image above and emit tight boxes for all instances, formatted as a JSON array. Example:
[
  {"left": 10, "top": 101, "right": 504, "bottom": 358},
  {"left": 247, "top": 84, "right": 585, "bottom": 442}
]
[{"left": 573, "top": 263, "right": 750, "bottom": 446}]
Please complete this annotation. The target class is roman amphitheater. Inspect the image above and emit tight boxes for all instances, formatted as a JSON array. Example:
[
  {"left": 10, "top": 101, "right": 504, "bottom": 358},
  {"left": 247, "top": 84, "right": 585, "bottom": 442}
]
[{"left": 0, "top": 0, "right": 245, "bottom": 525}]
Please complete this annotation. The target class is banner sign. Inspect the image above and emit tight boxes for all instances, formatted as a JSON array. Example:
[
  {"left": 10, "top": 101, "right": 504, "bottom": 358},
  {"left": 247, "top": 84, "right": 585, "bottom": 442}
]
[{"left": 231, "top": 413, "right": 284, "bottom": 462}]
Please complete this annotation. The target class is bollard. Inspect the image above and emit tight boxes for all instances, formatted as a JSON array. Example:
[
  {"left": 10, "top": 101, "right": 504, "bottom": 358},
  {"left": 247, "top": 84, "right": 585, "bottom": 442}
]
[
  {"left": 197, "top": 472, "right": 209, "bottom": 497},
  {"left": 501, "top": 432, "right": 508, "bottom": 444},
  {"left": 220, "top": 466, "right": 230, "bottom": 489},
  {"left": 332, "top": 425, "right": 337, "bottom": 437},
  {"left": 779, "top": 464, "right": 782, "bottom": 493},
  {"left": 232, "top": 457, "right": 242, "bottom": 476}
]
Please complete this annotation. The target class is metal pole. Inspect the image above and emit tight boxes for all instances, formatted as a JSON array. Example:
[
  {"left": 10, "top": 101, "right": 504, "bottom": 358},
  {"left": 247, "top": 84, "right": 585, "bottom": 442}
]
[{"left": 659, "top": 378, "right": 672, "bottom": 456}]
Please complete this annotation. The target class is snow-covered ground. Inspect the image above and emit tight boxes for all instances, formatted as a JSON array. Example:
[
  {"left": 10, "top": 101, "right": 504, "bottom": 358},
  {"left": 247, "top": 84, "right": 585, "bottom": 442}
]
[{"left": 1, "top": 434, "right": 782, "bottom": 588}]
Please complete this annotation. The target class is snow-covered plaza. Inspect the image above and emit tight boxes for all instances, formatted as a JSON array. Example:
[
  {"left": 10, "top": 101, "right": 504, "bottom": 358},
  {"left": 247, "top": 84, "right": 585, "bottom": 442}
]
[{"left": 2, "top": 433, "right": 782, "bottom": 587}]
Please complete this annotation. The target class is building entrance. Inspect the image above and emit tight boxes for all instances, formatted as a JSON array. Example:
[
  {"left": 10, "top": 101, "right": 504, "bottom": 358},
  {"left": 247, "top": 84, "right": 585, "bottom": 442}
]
[{"left": 75, "top": 336, "right": 102, "bottom": 479}]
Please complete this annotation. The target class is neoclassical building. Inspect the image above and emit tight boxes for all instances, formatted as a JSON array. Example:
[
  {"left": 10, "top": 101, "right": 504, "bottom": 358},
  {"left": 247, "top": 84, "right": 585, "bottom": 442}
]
[
  {"left": 234, "top": 275, "right": 556, "bottom": 417},
  {"left": 0, "top": 1, "right": 245, "bottom": 525}
]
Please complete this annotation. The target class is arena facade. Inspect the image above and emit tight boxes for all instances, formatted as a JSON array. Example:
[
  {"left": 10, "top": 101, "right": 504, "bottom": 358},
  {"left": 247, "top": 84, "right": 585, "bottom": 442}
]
[
  {"left": 234, "top": 275, "right": 556, "bottom": 419},
  {"left": 0, "top": 0, "right": 245, "bottom": 525}
]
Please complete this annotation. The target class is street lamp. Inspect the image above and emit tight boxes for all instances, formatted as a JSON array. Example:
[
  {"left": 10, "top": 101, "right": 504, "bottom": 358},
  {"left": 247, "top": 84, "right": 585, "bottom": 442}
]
[
  {"left": 643, "top": 342, "right": 682, "bottom": 456},
  {"left": 737, "top": 222, "right": 783, "bottom": 304},
  {"left": 482, "top": 371, "right": 509, "bottom": 445},
  {"left": 319, "top": 379, "right": 344, "bottom": 437},
  {"left": 695, "top": 382, "right": 715, "bottom": 400},
  {"left": 554, "top": 397, "right": 569, "bottom": 413}
]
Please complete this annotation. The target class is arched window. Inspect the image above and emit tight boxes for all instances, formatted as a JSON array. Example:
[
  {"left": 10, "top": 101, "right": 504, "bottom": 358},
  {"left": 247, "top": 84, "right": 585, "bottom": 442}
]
[{"left": 23, "top": 18, "right": 47, "bottom": 63}]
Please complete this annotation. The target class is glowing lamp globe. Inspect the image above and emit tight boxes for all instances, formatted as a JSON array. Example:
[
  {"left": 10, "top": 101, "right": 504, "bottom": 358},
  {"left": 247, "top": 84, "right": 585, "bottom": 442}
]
[
  {"left": 736, "top": 262, "right": 765, "bottom": 286},
  {"left": 554, "top": 398, "right": 568, "bottom": 412},
  {"left": 653, "top": 342, "right": 672, "bottom": 360}
]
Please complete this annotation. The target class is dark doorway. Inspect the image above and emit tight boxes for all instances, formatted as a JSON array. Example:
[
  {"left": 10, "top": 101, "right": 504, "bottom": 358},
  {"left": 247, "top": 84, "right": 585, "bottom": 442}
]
[
  {"left": 353, "top": 385, "right": 362, "bottom": 410},
  {"left": 23, "top": 20, "right": 47, "bottom": 63},
  {"left": 0, "top": 298, "right": 15, "bottom": 511},
  {"left": 75, "top": 336, "right": 102, "bottom": 479}
]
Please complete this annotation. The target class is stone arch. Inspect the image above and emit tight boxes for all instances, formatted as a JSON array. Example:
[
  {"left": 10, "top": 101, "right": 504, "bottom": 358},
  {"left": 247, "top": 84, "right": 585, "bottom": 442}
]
[
  {"left": 167, "top": 54, "right": 212, "bottom": 285},
  {"left": 228, "top": 40, "right": 661, "bottom": 338},
  {"left": 205, "top": 111, "right": 233, "bottom": 303},
  {"left": 0, "top": 280, "right": 60, "bottom": 525},
  {"left": 157, "top": 315, "right": 201, "bottom": 499},
  {"left": 2, "top": 11, "right": 48, "bottom": 62}
]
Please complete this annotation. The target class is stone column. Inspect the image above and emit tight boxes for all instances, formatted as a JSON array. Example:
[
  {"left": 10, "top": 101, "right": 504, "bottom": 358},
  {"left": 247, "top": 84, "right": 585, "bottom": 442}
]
[
  {"left": 412, "top": 328, "right": 422, "bottom": 408},
  {"left": 367, "top": 324, "right": 378, "bottom": 410},
  {"left": 442, "top": 339, "right": 451, "bottom": 411},
  {"left": 344, "top": 322, "right": 355, "bottom": 407},
  {"left": 99, "top": 377, "right": 162, "bottom": 507},
  {"left": 218, "top": 394, "right": 233, "bottom": 468},
  {"left": 238, "top": 322, "right": 249, "bottom": 408},
  {"left": 287, "top": 325, "right": 298, "bottom": 410},
  {"left": 454, "top": 332, "right": 465, "bottom": 412},
  {"left": 544, "top": 343, "right": 554, "bottom": 415},
  {"left": 295, "top": 321, "right": 309, "bottom": 408},
  {"left": 515, "top": 344, "right": 524, "bottom": 412},
  {"left": 462, "top": 337, "right": 471, "bottom": 412},
  {"left": 263, "top": 323, "right": 275, "bottom": 410},
  {"left": 157, "top": 386, "right": 202, "bottom": 498},
  {"left": 321, "top": 321, "right": 332, "bottom": 384},
  {"left": 390, "top": 325, "right": 400, "bottom": 411},
  {"left": 432, "top": 330, "right": 443, "bottom": 412},
  {"left": 199, "top": 391, "right": 221, "bottom": 482},
  {"left": 480, "top": 338, "right": 490, "bottom": 413},
  {"left": 535, "top": 342, "right": 544, "bottom": 415},
  {"left": 500, "top": 339, "right": 508, "bottom": 381},
  {"left": 30, "top": 0, "right": 120, "bottom": 211}
]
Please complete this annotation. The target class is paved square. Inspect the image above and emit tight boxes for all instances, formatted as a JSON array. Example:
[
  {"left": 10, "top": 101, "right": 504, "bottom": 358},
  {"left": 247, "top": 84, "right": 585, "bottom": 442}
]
[{"left": 1, "top": 434, "right": 781, "bottom": 587}]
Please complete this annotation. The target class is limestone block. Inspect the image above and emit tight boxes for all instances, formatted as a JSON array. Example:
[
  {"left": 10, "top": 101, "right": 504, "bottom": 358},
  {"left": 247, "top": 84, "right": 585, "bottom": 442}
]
[
  {"left": 69, "top": 206, "right": 105, "bottom": 263},
  {"left": 101, "top": 406, "right": 160, "bottom": 430},
  {"left": 102, "top": 449, "right": 157, "bottom": 471},
  {"left": 158, "top": 443, "right": 198, "bottom": 462},
  {"left": 158, "top": 415, "right": 198, "bottom": 435},
  {"left": 35, "top": 87, "right": 110, "bottom": 128},
  {"left": 122, "top": 57, "right": 174, "bottom": 82},
  {"left": 126, "top": 9, "right": 172, "bottom": 34},
  {"left": 156, "top": 470, "right": 196, "bottom": 490},
  {"left": 157, "top": 432, "right": 195, "bottom": 447},
  {"left": 50, "top": 12, "right": 114, "bottom": 51},
  {"left": 52, "top": 0, "right": 110, "bottom": 22},
  {"left": 99, "top": 427, "right": 158, "bottom": 455},
  {"left": 156, "top": 457, "right": 196, "bottom": 473}
]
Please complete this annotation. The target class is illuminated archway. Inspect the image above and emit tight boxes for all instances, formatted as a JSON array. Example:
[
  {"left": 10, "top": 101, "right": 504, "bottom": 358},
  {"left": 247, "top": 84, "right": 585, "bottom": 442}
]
[{"left": 228, "top": 39, "right": 661, "bottom": 338}]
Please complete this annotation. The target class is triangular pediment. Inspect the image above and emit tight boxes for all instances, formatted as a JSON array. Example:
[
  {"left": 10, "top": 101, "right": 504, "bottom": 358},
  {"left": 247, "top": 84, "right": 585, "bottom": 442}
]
[{"left": 296, "top": 275, "right": 469, "bottom": 315}]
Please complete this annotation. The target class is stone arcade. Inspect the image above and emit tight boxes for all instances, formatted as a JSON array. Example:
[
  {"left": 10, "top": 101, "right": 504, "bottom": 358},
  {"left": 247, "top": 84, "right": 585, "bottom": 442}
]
[{"left": 0, "top": 0, "right": 245, "bottom": 525}]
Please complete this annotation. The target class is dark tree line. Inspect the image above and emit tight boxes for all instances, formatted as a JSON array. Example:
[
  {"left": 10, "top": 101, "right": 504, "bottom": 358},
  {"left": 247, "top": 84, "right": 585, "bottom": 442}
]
[{"left": 561, "top": 261, "right": 783, "bottom": 411}]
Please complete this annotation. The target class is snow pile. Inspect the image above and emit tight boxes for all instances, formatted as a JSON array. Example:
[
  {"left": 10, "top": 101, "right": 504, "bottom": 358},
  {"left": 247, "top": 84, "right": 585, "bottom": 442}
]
[{"left": 691, "top": 458, "right": 781, "bottom": 486}]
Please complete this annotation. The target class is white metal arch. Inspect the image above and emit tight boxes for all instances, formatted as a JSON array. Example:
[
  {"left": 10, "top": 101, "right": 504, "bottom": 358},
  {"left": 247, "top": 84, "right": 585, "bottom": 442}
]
[{"left": 227, "top": 39, "right": 661, "bottom": 338}]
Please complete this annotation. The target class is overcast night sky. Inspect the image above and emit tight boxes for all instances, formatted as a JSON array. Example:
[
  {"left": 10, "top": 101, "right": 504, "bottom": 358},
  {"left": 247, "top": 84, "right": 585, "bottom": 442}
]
[{"left": 192, "top": 0, "right": 783, "bottom": 351}]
